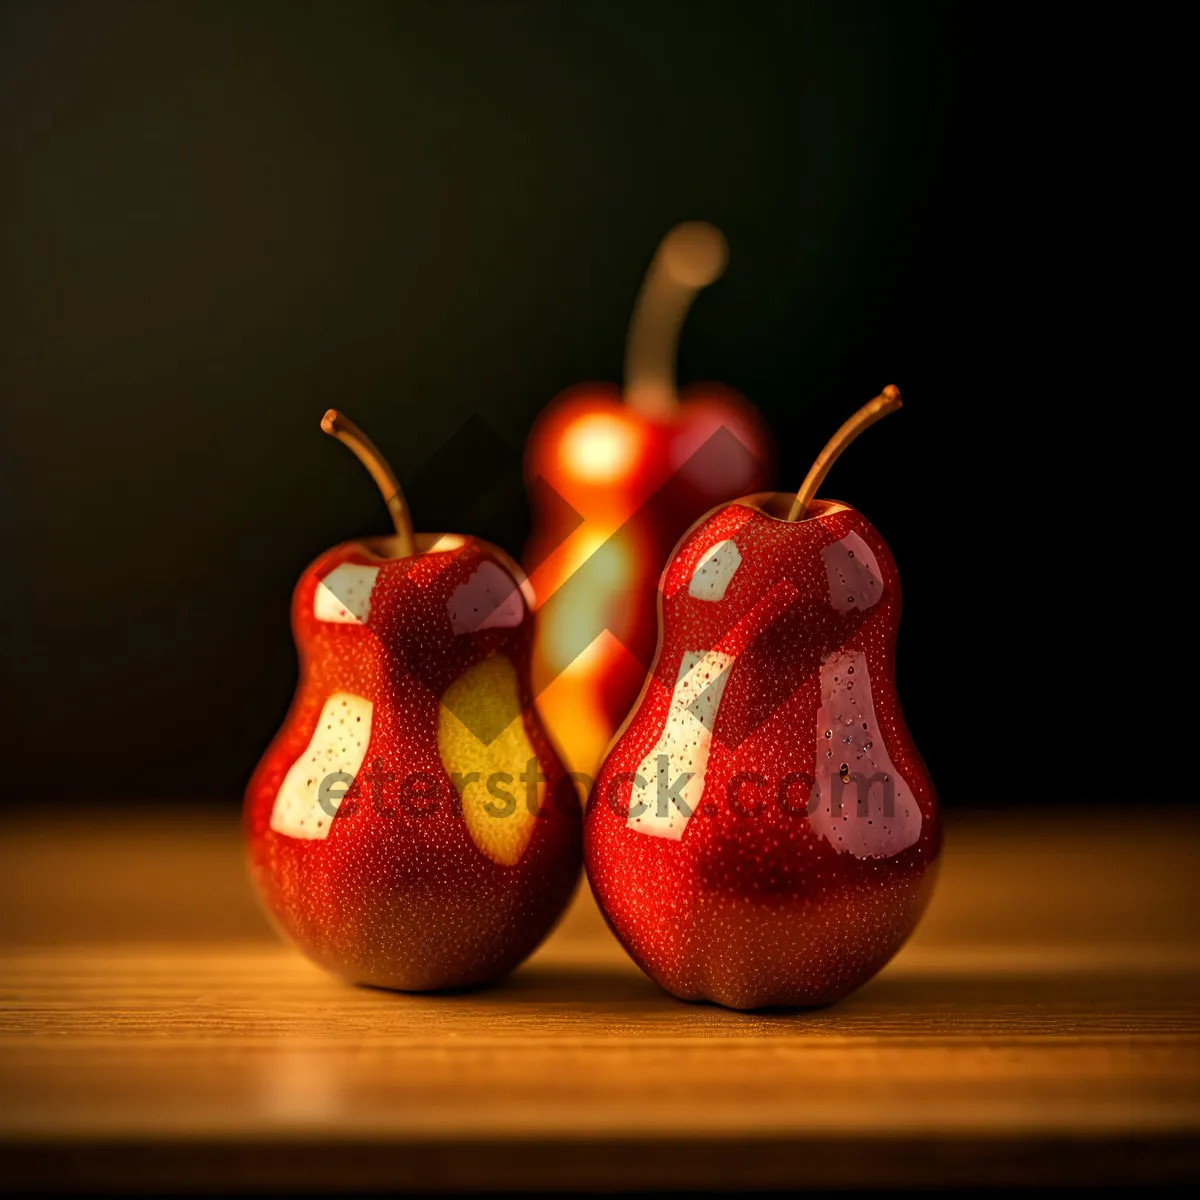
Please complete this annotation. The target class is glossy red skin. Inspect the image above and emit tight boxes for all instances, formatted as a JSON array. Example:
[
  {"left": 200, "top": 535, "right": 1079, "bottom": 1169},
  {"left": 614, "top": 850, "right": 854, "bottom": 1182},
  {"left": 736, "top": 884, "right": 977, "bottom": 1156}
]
[
  {"left": 245, "top": 535, "right": 582, "bottom": 991},
  {"left": 584, "top": 496, "right": 940, "bottom": 1009},
  {"left": 524, "top": 382, "right": 772, "bottom": 728}
]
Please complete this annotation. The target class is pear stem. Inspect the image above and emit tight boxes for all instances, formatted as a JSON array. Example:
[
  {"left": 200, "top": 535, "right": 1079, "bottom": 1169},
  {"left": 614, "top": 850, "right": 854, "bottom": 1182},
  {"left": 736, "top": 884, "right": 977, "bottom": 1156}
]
[
  {"left": 321, "top": 409, "right": 415, "bottom": 555},
  {"left": 624, "top": 221, "right": 728, "bottom": 420},
  {"left": 787, "top": 385, "right": 903, "bottom": 521}
]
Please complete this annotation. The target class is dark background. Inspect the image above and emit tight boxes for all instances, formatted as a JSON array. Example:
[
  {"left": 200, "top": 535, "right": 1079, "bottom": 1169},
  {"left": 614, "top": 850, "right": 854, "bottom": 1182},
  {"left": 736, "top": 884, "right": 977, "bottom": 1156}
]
[{"left": 1, "top": 1, "right": 1190, "bottom": 806}]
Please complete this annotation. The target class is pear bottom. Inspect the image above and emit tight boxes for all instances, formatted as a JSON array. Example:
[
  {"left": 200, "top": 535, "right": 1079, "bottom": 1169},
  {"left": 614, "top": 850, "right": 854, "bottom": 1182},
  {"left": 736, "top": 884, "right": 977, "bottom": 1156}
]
[
  {"left": 257, "top": 866, "right": 581, "bottom": 994},
  {"left": 604, "top": 861, "right": 939, "bottom": 1011}
]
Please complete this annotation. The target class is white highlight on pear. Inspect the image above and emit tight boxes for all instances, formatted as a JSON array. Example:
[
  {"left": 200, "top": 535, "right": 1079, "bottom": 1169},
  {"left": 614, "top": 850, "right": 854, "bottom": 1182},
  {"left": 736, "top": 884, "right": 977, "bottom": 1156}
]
[
  {"left": 446, "top": 561, "right": 524, "bottom": 635},
  {"left": 821, "top": 531, "right": 883, "bottom": 614},
  {"left": 627, "top": 649, "right": 734, "bottom": 840},
  {"left": 314, "top": 564, "right": 380, "bottom": 624},
  {"left": 688, "top": 539, "right": 742, "bottom": 602},
  {"left": 271, "top": 693, "right": 373, "bottom": 840},
  {"left": 809, "top": 650, "right": 920, "bottom": 858}
]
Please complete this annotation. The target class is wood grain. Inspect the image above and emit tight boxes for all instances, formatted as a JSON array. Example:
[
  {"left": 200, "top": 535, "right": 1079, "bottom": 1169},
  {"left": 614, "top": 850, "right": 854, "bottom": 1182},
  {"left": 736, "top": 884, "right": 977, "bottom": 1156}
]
[{"left": 1, "top": 808, "right": 1198, "bottom": 1189}]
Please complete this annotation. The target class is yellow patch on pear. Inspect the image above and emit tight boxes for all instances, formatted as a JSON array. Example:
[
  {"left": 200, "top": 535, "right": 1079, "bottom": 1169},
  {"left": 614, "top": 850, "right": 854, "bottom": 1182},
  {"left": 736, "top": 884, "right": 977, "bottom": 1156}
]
[{"left": 438, "top": 654, "right": 543, "bottom": 866}]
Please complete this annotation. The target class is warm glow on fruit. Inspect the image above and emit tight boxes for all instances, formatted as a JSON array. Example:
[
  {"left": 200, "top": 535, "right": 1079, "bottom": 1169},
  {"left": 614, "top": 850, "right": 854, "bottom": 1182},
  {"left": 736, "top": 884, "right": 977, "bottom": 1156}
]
[
  {"left": 523, "top": 223, "right": 772, "bottom": 780},
  {"left": 532, "top": 672, "right": 607, "bottom": 785},
  {"left": 537, "top": 528, "right": 636, "bottom": 671},
  {"left": 533, "top": 631, "right": 638, "bottom": 782},
  {"left": 560, "top": 411, "right": 641, "bottom": 483}
]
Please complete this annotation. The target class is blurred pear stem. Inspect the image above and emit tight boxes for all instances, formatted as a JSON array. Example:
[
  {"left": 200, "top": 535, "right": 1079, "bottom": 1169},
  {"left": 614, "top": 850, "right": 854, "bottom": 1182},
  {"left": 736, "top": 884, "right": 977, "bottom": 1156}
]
[
  {"left": 624, "top": 221, "right": 729, "bottom": 420},
  {"left": 321, "top": 409, "right": 416, "bottom": 555},
  {"left": 787, "top": 386, "right": 902, "bottom": 521}
]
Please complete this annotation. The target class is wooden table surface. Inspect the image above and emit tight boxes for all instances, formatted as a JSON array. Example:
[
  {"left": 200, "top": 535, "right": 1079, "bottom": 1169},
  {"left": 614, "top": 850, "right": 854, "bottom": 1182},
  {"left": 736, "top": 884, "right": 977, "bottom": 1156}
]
[{"left": 2, "top": 807, "right": 1198, "bottom": 1190}]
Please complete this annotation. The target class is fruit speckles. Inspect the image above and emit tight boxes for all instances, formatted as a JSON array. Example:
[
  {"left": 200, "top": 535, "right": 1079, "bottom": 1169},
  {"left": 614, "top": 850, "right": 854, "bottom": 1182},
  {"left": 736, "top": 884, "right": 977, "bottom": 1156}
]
[
  {"left": 628, "top": 649, "right": 734, "bottom": 840},
  {"left": 245, "top": 535, "right": 582, "bottom": 992},
  {"left": 438, "top": 654, "right": 543, "bottom": 867},
  {"left": 821, "top": 531, "right": 882, "bottom": 614},
  {"left": 687, "top": 539, "right": 742, "bottom": 602},
  {"left": 584, "top": 497, "right": 940, "bottom": 1009},
  {"left": 314, "top": 563, "right": 380, "bottom": 624},
  {"left": 810, "top": 649, "right": 920, "bottom": 858},
  {"left": 270, "top": 692, "right": 372, "bottom": 839},
  {"left": 446, "top": 561, "right": 525, "bottom": 634}
]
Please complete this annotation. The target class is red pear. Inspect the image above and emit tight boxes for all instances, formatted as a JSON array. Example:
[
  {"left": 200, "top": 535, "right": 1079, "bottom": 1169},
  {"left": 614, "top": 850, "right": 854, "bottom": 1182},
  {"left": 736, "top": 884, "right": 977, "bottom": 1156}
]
[
  {"left": 584, "top": 388, "right": 939, "bottom": 1009},
  {"left": 245, "top": 412, "right": 582, "bottom": 990}
]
